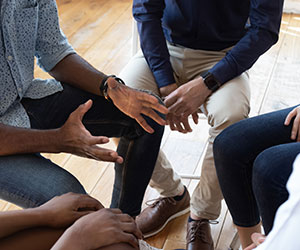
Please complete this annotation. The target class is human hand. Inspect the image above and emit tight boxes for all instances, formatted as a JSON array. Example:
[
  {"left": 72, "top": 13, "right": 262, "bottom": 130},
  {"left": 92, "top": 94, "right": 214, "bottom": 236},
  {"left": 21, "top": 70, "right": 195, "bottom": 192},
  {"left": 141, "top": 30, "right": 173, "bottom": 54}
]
[
  {"left": 58, "top": 100, "right": 123, "bottom": 163},
  {"left": 159, "top": 83, "right": 177, "bottom": 98},
  {"left": 284, "top": 105, "right": 300, "bottom": 141},
  {"left": 244, "top": 233, "right": 266, "bottom": 250},
  {"left": 166, "top": 111, "right": 199, "bottom": 133},
  {"left": 63, "top": 208, "right": 142, "bottom": 250},
  {"left": 37, "top": 192, "right": 103, "bottom": 228},
  {"left": 164, "top": 78, "right": 211, "bottom": 117},
  {"left": 107, "top": 78, "right": 168, "bottom": 134}
]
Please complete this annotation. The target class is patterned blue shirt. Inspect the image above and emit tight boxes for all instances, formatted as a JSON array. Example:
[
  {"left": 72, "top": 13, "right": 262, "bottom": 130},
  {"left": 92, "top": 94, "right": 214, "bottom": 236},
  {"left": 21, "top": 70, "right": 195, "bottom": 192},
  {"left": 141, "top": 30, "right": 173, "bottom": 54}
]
[{"left": 0, "top": 0, "right": 75, "bottom": 128}]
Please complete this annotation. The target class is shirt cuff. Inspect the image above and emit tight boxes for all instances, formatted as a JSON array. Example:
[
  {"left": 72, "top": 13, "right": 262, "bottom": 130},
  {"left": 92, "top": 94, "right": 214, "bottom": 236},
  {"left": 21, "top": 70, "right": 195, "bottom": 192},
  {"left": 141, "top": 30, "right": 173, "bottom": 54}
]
[
  {"left": 209, "top": 57, "right": 236, "bottom": 85},
  {"left": 37, "top": 46, "right": 76, "bottom": 72},
  {"left": 153, "top": 68, "right": 176, "bottom": 88}
]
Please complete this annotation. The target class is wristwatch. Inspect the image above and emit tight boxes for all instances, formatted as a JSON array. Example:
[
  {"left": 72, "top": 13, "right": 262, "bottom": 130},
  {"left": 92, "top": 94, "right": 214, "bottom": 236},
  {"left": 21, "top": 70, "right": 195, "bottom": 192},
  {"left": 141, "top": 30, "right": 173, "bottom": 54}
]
[
  {"left": 202, "top": 72, "right": 221, "bottom": 92},
  {"left": 99, "top": 75, "right": 125, "bottom": 101}
]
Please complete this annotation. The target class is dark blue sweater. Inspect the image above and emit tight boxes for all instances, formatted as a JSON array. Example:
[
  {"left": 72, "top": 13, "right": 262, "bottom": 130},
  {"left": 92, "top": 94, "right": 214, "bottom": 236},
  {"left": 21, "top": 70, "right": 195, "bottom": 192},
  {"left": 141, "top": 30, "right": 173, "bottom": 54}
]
[{"left": 133, "top": 0, "right": 284, "bottom": 88}]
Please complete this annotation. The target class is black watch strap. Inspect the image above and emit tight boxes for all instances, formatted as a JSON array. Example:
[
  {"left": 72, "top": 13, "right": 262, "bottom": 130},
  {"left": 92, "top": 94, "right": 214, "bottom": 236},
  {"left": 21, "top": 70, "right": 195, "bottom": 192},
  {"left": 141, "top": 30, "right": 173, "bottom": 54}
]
[
  {"left": 99, "top": 75, "right": 125, "bottom": 101},
  {"left": 202, "top": 72, "right": 221, "bottom": 92}
]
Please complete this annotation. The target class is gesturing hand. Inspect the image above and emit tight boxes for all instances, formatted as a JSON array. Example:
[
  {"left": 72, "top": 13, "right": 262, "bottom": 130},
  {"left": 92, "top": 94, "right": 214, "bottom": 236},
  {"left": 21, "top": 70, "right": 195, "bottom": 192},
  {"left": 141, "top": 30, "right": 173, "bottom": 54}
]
[
  {"left": 284, "top": 105, "right": 300, "bottom": 141},
  {"left": 107, "top": 78, "right": 168, "bottom": 134},
  {"left": 62, "top": 208, "right": 142, "bottom": 250},
  {"left": 58, "top": 100, "right": 123, "bottom": 163},
  {"left": 37, "top": 192, "right": 103, "bottom": 228}
]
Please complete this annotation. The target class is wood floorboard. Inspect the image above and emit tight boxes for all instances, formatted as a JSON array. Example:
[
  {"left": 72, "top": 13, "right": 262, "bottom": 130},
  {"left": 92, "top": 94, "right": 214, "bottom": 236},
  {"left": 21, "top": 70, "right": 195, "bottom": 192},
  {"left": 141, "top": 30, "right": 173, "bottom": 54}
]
[{"left": 2, "top": 0, "right": 300, "bottom": 249}]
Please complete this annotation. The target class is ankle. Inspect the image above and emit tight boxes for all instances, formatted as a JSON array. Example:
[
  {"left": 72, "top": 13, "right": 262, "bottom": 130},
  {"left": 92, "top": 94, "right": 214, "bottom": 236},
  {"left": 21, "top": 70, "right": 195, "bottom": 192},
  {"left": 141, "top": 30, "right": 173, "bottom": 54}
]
[{"left": 173, "top": 186, "right": 187, "bottom": 201}]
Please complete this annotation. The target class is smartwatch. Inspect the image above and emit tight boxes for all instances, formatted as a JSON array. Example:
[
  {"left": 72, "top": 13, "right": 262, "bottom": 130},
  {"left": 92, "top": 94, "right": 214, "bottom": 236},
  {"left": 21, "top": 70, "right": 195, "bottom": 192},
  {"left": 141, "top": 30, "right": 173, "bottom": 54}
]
[{"left": 202, "top": 72, "right": 221, "bottom": 92}]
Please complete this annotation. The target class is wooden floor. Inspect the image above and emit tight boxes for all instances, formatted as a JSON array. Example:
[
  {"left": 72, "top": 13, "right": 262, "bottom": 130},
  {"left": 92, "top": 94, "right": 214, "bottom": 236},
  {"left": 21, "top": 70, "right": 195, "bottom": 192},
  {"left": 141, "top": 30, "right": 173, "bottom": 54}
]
[{"left": 1, "top": 0, "right": 300, "bottom": 249}]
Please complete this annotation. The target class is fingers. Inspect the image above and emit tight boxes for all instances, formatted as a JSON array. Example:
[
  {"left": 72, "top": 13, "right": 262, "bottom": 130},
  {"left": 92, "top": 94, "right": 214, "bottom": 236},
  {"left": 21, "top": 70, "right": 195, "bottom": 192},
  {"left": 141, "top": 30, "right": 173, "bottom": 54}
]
[
  {"left": 89, "top": 136, "right": 110, "bottom": 145},
  {"left": 244, "top": 243, "right": 257, "bottom": 250},
  {"left": 181, "top": 116, "right": 192, "bottom": 132},
  {"left": 284, "top": 107, "right": 300, "bottom": 140},
  {"left": 284, "top": 108, "right": 297, "bottom": 126},
  {"left": 292, "top": 114, "right": 300, "bottom": 141},
  {"left": 135, "top": 115, "right": 154, "bottom": 134},
  {"left": 88, "top": 146, "right": 123, "bottom": 163},
  {"left": 192, "top": 112, "right": 199, "bottom": 124},
  {"left": 109, "top": 208, "right": 123, "bottom": 214},
  {"left": 76, "top": 194, "right": 104, "bottom": 211},
  {"left": 141, "top": 108, "right": 166, "bottom": 126},
  {"left": 251, "top": 233, "right": 266, "bottom": 246},
  {"left": 72, "top": 100, "right": 93, "bottom": 121},
  {"left": 137, "top": 93, "right": 169, "bottom": 115},
  {"left": 118, "top": 233, "right": 139, "bottom": 249}
]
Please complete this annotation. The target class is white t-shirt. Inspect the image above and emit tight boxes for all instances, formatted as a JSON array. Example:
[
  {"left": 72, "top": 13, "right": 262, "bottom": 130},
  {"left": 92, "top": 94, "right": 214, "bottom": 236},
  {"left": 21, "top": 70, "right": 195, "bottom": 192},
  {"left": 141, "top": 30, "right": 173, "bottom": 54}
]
[{"left": 256, "top": 154, "right": 300, "bottom": 250}]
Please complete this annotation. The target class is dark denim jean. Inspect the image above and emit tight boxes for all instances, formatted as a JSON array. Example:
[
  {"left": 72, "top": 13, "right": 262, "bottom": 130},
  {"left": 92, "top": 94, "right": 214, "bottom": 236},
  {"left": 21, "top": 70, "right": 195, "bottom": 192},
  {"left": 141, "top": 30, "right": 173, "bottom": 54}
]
[
  {"left": 0, "top": 83, "right": 164, "bottom": 216},
  {"left": 213, "top": 106, "right": 300, "bottom": 234}
]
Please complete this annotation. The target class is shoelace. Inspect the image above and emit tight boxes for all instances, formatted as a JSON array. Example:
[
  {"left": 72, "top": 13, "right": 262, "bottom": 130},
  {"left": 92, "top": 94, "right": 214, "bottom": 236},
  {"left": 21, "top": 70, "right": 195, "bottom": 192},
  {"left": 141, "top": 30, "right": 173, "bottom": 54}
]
[
  {"left": 188, "top": 220, "right": 218, "bottom": 243},
  {"left": 145, "top": 197, "right": 177, "bottom": 208}
]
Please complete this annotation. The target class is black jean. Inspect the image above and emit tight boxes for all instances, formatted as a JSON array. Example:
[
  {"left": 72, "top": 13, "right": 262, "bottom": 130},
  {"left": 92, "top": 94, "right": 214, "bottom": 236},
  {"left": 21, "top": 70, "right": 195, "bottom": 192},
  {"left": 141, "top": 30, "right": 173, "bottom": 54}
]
[
  {"left": 0, "top": 83, "right": 164, "bottom": 216},
  {"left": 213, "top": 106, "right": 300, "bottom": 234}
]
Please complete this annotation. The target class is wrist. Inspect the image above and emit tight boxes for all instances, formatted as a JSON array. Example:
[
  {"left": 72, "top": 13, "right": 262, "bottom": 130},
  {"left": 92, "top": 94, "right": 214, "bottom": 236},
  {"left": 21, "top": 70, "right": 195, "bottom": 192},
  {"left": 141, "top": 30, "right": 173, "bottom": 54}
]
[
  {"left": 100, "top": 75, "right": 125, "bottom": 101},
  {"left": 198, "top": 78, "right": 212, "bottom": 97},
  {"left": 159, "top": 83, "right": 177, "bottom": 97},
  {"left": 201, "top": 72, "right": 221, "bottom": 92}
]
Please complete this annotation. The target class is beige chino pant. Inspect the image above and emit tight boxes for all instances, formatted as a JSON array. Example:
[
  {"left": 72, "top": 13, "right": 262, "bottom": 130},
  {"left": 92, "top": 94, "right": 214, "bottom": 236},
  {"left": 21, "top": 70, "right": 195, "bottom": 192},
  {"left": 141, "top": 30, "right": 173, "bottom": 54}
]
[{"left": 119, "top": 43, "right": 250, "bottom": 220}]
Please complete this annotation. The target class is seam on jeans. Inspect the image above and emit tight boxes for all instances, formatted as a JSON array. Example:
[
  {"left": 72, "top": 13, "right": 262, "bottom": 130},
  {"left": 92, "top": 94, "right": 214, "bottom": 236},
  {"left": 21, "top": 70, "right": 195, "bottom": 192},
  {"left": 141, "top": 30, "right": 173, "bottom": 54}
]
[{"left": 118, "top": 139, "right": 134, "bottom": 213}]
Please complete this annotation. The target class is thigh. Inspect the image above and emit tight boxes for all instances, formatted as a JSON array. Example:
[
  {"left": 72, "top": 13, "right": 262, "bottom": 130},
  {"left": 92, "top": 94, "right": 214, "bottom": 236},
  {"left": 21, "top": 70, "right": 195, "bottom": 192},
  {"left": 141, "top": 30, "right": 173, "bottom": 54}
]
[
  {"left": 202, "top": 72, "right": 251, "bottom": 135},
  {"left": 21, "top": 83, "right": 144, "bottom": 139},
  {"left": 0, "top": 154, "right": 85, "bottom": 208},
  {"left": 215, "top": 106, "right": 297, "bottom": 164},
  {"left": 119, "top": 51, "right": 160, "bottom": 96}
]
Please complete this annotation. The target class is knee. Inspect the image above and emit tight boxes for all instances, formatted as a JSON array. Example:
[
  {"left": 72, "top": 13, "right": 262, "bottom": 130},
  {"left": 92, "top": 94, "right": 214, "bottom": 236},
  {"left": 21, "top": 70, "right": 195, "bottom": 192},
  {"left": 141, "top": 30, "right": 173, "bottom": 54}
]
[
  {"left": 252, "top": 149, "right": 277, "bottom": 191},
  {"left": 213, "top": 123, "right": 245, "bottom": 170},
  {"left": 208, "top": 101, "right": 250, "bottom": 132},
  {"left": 36, "top": 174, "right": 86, "bottom": 206}
]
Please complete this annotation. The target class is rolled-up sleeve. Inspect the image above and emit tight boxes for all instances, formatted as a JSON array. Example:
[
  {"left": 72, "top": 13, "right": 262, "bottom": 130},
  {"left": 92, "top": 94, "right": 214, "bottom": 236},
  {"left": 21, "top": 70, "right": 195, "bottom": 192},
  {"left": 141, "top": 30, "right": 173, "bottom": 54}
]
[
  {"left": 210, "top": 0, "right": 284, "bottom": 85},
  {"left": 35, "top": 0, "right": 75, "bottom": 72}
]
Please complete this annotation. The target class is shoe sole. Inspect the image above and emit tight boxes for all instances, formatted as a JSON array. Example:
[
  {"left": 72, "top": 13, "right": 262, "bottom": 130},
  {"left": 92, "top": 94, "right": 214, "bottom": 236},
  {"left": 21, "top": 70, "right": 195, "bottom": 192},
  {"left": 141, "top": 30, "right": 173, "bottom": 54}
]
[{"left": 143, "top": 206, "right": 190, "bottom": 238}]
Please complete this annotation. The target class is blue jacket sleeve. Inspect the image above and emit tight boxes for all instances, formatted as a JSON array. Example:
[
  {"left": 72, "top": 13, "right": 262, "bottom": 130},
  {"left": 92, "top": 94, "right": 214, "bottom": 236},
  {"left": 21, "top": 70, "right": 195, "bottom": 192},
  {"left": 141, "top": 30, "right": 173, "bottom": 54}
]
[
  {"left": 133, "top": 0, "right": 175, "bottom": 88},
  {"left": 210, "top": 0, "right": 284, "bottom": 85}
]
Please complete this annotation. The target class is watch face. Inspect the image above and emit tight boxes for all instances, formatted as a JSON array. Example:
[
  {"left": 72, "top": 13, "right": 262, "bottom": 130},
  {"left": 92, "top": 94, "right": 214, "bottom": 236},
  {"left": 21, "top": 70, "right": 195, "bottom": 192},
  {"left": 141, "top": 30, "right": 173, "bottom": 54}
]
[{"left": 204, "top": 73, "right": 220, "bottom": 91}]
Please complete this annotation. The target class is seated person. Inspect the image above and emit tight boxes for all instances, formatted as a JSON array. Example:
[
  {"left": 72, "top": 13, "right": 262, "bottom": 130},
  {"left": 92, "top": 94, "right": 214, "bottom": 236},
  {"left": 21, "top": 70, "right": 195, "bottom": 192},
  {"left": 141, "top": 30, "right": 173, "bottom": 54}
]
[
  {"left": 245, "top": 154, "right": 300, "bottom": 250},
  {"left": 0, "top": 0, "right": 167, "bottom": 217},
  {"left": 0, "top": 192, "right": 144, "bottom": 250},
  {"left": 213, "top": 105, "right": 300, "bottom": 249}
]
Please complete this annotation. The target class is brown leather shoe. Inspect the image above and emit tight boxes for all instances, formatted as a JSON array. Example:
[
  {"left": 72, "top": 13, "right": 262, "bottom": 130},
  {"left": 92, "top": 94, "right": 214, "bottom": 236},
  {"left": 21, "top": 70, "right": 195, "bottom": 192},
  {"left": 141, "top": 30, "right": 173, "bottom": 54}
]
[
  {"left": 186, "top": 219, "right": 214, "bottom": 250},
  {"left": 136, "top": 189, "right": 190, "bottom": 238}
]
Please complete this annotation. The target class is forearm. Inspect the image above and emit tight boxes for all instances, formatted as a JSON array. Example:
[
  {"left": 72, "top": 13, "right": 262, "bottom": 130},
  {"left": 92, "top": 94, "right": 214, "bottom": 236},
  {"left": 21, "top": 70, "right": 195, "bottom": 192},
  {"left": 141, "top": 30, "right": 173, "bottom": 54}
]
[
  {"left": 133, "top": 0, "right": 174, "bottom": 88},
  {"left": 49, "top": 53, "right": 106, "bottom": 96},
  {"left": 0, "top": 124, "right": 61, "bottom": 156},
  {"left": 0, "top": 227, "right": 65, "bottom": 250},
  {"left": 210, "top": 27, "right": 278, "bottom": 85},
  {"left": 0, "top": 208, "right": 50, "bottom": 238},
  {"left": 51, "top": 227, "right": 83, "bottom": 250}
]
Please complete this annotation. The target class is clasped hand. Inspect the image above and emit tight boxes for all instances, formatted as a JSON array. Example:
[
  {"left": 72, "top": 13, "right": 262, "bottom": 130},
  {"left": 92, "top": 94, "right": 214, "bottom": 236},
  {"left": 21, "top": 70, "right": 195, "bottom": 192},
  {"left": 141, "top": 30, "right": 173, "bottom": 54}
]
[{"left": 162, "top": 78, "right": 212, "bottom": 133}]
